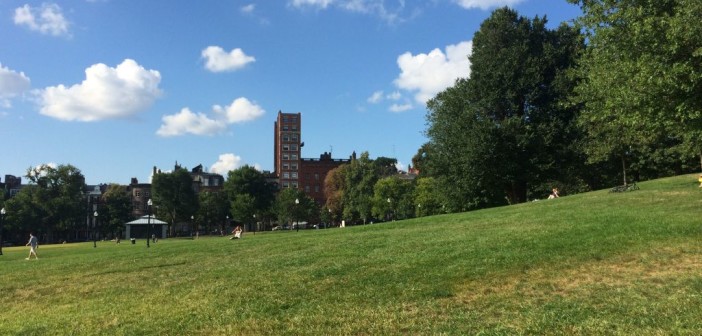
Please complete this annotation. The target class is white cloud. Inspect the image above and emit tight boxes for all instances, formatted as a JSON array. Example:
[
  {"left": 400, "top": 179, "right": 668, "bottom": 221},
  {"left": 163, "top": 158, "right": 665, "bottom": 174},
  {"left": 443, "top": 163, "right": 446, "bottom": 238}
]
[
  {"left": 213, "top": 97, "right": 265, "bottom": 123},
  {"left": 394, "top": 40, "right": 472, "bottom": 104},
  {"left": 389, "top": 103, "right": 413, "bottom": 113},
  {"left": 39, "top": 59, "right": 162, "bottom": 122},
  {"left": 201, "top": 46, "right": 256, "bottom": 72},
  {"left": 289, "top": 0, "right": 334, "bottom": 9},
  {"left": 453, "top": 0, "right": 524, "bottom": 10},
  {"left": 386, "top": 91, "right": 402, "bottom": 101},
  {"left": 0, "top": 63, "right": 31, "bottom": 107},
  {"left": 14, "top": 3, "right": 70, "bottom": 37},
  {"left": 211, "top": 153, "right": 244, "bottom": 176},
  {"left": 289, "top": 0, "right": 410, "bottom": 23},
  {"left": 157, "top": 98, "right": 265, "bottom": 137},
  {"left": 156, "top": 108, "right": 226, "bottom": 137},
  {"left": 241, "top": 4, "right": 256, "bottom": 14},
  {"left": 395, "top": 161, "right": 406, "bottom": 172},
  {"left": 367, "top": 90, "right": 384, "bottom": 104}
]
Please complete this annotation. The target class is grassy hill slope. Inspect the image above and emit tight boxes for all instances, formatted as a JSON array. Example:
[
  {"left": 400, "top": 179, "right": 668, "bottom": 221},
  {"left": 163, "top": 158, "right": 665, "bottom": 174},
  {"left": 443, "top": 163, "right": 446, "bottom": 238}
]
[{"left": 1, "top": 174, "right": 701, "bottom": 335}]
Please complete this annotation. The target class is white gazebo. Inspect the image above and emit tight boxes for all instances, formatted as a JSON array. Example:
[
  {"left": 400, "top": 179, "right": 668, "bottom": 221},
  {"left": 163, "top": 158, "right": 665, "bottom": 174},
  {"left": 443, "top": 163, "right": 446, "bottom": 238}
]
[{"left": 125, "top": 215, "right": 168, "bottom": 239}]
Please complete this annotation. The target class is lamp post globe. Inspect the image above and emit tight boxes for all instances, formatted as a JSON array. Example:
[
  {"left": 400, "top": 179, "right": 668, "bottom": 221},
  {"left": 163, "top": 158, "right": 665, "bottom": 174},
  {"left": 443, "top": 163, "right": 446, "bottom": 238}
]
[
  {"left": 147, "top": 199, "right": 153, "bottom": 248},
  {"left": 294, "top": 198, "right": 300, "bottom": 232},
  {"left": 93, "top": 211, "right": 98, "bottom": 248},
  {"left": 0, "top": 207, "right": 6, "bottom": 256}
]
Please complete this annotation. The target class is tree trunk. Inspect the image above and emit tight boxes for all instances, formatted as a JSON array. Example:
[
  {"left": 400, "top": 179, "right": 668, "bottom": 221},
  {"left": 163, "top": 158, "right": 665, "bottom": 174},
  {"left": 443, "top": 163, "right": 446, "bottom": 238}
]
[{"left": 621, "top": 155, "right": 628, "bottom": 186}]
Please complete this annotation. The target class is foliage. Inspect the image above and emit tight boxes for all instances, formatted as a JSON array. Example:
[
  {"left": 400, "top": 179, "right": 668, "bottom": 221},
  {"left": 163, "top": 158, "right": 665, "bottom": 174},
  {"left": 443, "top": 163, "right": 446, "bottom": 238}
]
[
  {"left": 151, "top": 167, "right": 198, "bottom": 234},
  {"left": 274, "top": 188, "right": 315, "bottom": 227},
  {"left": 100, "top": 184, "right": 132, "bottom": 238},
  {"left": 342, "top": 152, "right": 380, "bottom": 224},
  {"left": 224, "top": 165, "right": 276, "bottom": 216},
  {"left": 196, "top": 190, "right": 229, "bottom": 234},
  {"left": 323, "top": 165, "right": 348, "bottom": 224},
  {"left": 413, "top": 177, "right": 446, "bottom": 217},
  {"left": 3, "top": 164, "right": 87, "bottom": 243},
  {"left": 569, "top": 0, "right": 702, "bottom": 177},
  {"left": 371, "top": 176, "right": 415, "bottom": 221},
  {"left": 425, "top": 7, "right": 584, "bottom": 207}
]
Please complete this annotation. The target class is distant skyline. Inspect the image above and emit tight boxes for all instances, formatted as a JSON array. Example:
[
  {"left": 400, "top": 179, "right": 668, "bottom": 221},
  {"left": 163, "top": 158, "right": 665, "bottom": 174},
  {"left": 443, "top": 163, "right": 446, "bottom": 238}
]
[{"left": 0, "top": 0, "right": 582, "bottom": 184}]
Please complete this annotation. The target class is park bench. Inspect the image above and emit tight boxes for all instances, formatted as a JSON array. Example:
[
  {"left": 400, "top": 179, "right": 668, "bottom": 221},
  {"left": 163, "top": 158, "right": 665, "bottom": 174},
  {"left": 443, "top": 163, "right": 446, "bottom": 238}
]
[{"left": 609, "top": 183, "right": 639, "bottom": 193}]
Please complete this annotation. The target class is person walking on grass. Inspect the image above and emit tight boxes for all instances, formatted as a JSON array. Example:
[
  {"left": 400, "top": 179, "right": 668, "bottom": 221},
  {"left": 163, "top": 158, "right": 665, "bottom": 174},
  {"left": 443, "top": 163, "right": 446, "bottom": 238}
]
[{"left": 26, "top": 232, "right": 38, "bottom": 260}]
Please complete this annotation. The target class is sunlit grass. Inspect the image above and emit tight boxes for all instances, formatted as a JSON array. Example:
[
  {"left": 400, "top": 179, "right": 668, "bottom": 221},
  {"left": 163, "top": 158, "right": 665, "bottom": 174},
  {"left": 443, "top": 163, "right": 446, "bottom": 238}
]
[{"left": 1, "top": 174, "right": 701, "bottom": 335}]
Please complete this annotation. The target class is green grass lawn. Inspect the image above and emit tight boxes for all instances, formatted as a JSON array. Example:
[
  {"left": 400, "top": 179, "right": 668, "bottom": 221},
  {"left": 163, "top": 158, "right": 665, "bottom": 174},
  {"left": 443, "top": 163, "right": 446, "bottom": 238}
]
[{"left": 2, "top": 174, "right": 702, "bottom": 335}]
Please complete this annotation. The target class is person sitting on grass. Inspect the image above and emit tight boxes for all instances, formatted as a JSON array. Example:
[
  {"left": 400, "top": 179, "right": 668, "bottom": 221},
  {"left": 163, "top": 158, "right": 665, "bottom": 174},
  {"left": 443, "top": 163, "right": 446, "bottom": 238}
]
[
  {"left": 548, "top": 188, "right": 560, "bottom": 199},
  {"left": 230, "top": 226, "right": 243, "bottom": 240}
]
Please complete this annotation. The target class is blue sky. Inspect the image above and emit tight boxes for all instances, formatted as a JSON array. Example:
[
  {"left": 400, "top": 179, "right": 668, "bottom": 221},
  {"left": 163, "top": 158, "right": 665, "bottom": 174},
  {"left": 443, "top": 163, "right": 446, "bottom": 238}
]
[{"left": 0, "top": 0, "right": 581, "bottom": 185}]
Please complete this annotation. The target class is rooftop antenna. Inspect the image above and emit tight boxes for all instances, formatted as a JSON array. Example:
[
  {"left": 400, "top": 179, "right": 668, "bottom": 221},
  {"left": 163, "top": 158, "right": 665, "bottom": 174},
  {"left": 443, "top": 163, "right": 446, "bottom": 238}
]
[{"left": 330, "top": 145, "right": 333, "bottom": 155}]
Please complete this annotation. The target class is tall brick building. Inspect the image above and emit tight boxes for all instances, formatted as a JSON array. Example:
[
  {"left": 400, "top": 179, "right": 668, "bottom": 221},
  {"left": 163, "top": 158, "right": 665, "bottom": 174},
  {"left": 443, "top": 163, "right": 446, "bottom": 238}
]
[{"left": 274, "top": 111, "right": 351, "bottom": 205}]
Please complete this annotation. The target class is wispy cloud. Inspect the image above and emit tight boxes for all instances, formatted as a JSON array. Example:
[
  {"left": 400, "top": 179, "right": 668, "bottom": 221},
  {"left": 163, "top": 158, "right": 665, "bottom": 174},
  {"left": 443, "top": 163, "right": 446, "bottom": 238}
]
[
  {"left": 288, "top": 0, "right": 417, "bottom": 24},
  {"left": 0, "top": 63, "right": 31, "bottom": 108},
  {"left": 453, "top": 0, "right": 524, "bottom": 10}
]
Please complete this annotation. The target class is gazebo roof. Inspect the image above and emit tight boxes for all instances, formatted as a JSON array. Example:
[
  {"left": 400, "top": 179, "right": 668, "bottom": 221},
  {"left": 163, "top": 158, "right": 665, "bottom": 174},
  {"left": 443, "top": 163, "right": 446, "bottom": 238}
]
[{"left": 126, "top": 215, "right": 168, "bottom": 225}]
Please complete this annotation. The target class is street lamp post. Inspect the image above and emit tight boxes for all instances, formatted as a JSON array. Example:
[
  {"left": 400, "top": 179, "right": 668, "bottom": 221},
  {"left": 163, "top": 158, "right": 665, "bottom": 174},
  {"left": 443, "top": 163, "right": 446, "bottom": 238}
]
[
  {"left": 190, "top": 215, "right": 194, "bottom": 240},
  {"left": 93, "top": 211, "right": 98, "bottom": 248},
  {"left": 387, "top": 198, "right": 392, "bottom": 222},
  {"left": 294, "top": 198, "right": 300, "bottom": 232},
  {"left": 147, "top": 199, "right": 152, "bottom": 248},
  {"left": 0, "top": 207, "right": 6, "bottom": 256},
  {"left": 253, "top": 214, "right": 256, "bottom": 235}
]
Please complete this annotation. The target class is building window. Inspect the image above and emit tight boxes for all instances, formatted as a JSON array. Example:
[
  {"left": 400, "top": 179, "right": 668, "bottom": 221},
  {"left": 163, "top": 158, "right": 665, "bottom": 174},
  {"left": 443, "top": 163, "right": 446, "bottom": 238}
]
[
  {"left": 291, "top": 144, "right": 298, "bottom": 151},
  {"left": 283, "top": 135, "right": 289, "bottom": 141},
  {"left": 292, "top": 182, "right": 298, "bottom": 188},
  {"left": 283, "top": 145, "right": 290, "bottom": 151},
  {"left": 314, "top": 173, "right": 319, "bottom": 180},
  {"left": 283, "top": 172, "right": 290, "bottom": 179},
  {"left": 291, "top": 154, "right": 298, "bottom": 160},
  {"left": 135, "top": 191, "right": 141, "bottom": 197},
  {"left": 305, "top": 186, "right": 310, "bottom": 192},
  {"left": 291, "top": 164, "right": 298, "bottom": 170},
  {"left": 291, "top": 172, "right": 298, "bottom": 179},
  {"left": 292, "top": 126, "right": 297, "bottom": 131},
  {"left": 314, "top": 185, "right": 320, "bottom": 193},
  {"left": 283, "top": 154, "right": 290, "bottom": 160},
  {"left": 283, "top": 182, "right": 290, "bottom": 188},
  {"left": 283, "top": 126, "right": 289, "bottom": 131},
  {"left": 292, "top": 134, "right": 298, "bottom": 141}
]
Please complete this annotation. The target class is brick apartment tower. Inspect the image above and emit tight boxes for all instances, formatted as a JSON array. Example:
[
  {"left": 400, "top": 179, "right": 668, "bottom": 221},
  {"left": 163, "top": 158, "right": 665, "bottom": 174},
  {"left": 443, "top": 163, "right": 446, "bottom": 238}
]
[
  {"left": 274, "top": 111, "right": 351, "bottom": 206},
  {"left": 274, "top": 111, "right": 302, "bottom": 189}
]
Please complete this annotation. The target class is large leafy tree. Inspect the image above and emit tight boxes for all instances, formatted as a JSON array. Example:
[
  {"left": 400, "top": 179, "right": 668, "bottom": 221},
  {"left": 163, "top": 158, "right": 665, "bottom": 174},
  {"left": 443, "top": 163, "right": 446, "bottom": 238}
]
[
  {"left": 24, "top": 164, "right": 87, "bottom": 242},
  {"left": 371, "top": 176, "right": 415, "bottom": 221},
  {"left": 100, "top": 184, "right": 132, "bottom": 239},
  {"left": 274, "top": 188, "right": 315, "bottom": 229},
  {"left": 224, "top": 165, "right": 276, "bottom": 219},
  {"left": 569, "top": 0, "right": 702, "bottom": 174},
  {"left": 197, "top": 190, "right": 229, "bottom": 235},
  {"left": 323, "top": 165, "right": 348, "bottom": 224},
  {"left": 413, "top": 177, "right": 445, "bottom": 217},
  {"left": 343, "top": 152, "right": 379, "bottom": 224},
  {"left": 425, "top": 7, "right": 584, "bottom": 207},
  {"left": 152, "top": 167, "right": 198, "bottom": 235}
]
